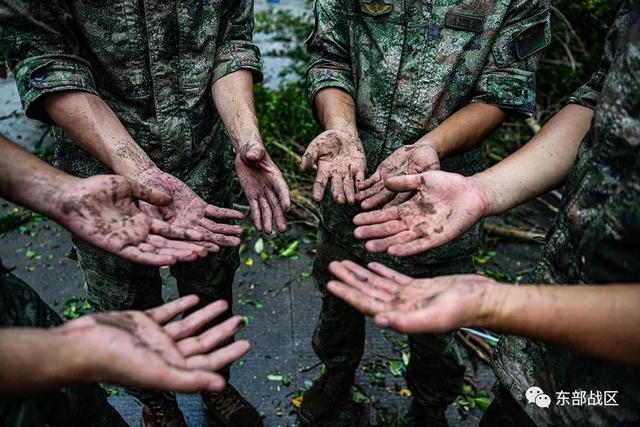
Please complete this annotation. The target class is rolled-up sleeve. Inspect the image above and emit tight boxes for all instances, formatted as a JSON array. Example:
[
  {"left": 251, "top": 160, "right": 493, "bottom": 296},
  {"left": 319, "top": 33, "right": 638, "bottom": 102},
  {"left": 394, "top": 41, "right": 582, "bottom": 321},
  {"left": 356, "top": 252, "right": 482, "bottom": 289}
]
[
  {"left": 471, "top": 0, "right": 551, "bottom": 117},
  {"left": 212, "top": 0, "right": 263, "bottom": 84},
  {"left": 305, "top": 0, "right": 354, "bottom": 120},
  {"left": 0, "top": 1, "right": 98, "bottom": 123}
]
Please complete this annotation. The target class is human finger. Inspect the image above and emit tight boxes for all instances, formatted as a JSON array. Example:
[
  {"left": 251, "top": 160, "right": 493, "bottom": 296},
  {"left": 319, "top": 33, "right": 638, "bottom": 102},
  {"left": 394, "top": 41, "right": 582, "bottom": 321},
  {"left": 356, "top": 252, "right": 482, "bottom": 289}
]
[
  {"left": 164, "top": 300, "right": 229, "bottom": 340},
  {"left": 146, "top": 295, "right": 200, "bottom": 323},
  {"left": 129, "top": 180, "right": 173, "bottom": 206},
  {"left": 312, "top": 169, "right": 329, "bottom": 203},
  {"left": 177, "top": 316, "right": 246, "bottom": 357},
  {"left": 331, "top": 174, "right": 345, "bottom": 204},
  {"left": 300, "top": 143, "right": 320, "bottom": 172},
  {"left": 353, "top": 208, "right": 400, "bottom": 226},
  {"left": 204, "top": 205, "right": 244, "bottom": 221},
  {"left": 150, "top": 219, "right": 204, "bottom": 241},
  {"left": 388, "top": 237, "right": 435, "bottom": 257},
  {"left": 326, "top": 281, "right": 389, "bottom": 316},
  {"left": 118, "top": 246, "right": 176, "bottom": 266},
  {"left": 258, "top": 196, "right": 273, "bottom": 235},
  {"left": 265, "top": 188, "right": 287, "bottom": 233},
  {"left": 186, "top": 340, "right": 251, "bottom": 372},
  {"left": 353, "top": 220, "right": 408, "bottom": 240},
  {"left": 364, "top": 230, "right": 418, "bottom": 253},
  {"left": 384, "top": 173, "right": 424, "bottom": 192},
  {"left": 356, "top": 170, "right": 381, "bottom": 191},
  {"left": 343, "top": 173, "right": 356, "bottom": 205},
  {"left": 360, "top": 188, "right": 396, "bottom": 210},
  {"left": 367, "top": 262, "right": 413, "bottom": 285}
]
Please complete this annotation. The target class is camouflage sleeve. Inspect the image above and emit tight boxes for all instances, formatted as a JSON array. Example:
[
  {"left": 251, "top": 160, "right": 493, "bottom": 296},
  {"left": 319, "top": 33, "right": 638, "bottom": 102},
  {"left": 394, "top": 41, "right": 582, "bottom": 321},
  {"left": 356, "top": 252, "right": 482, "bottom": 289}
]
[
  {"left": 566, "top": 69, "right": 608, "bottom": 110},
  {"left": 0, "top": 1, "right": 98, "bottom": 124},
  {"left": 471, "top": 0, "right": 551, "bottom": 117},
  {"left": 212, "top": 0, "right": 263, "bottom": 84},
  {"left": 305, "top": 0, "right": 354, "bottom": 119}
]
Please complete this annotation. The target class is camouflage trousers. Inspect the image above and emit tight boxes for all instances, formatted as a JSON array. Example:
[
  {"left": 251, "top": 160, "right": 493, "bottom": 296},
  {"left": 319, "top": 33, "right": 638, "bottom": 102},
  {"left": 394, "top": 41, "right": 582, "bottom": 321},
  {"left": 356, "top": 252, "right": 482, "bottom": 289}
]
[
  {"left": 311, "top": 228, "right": 470, "bottom": 408},
  {"left": 72, "top": 155, "right": 240, "bottom": 401},
  {"left": 0, "top": 261, "right": 126, "bottom": 427}
]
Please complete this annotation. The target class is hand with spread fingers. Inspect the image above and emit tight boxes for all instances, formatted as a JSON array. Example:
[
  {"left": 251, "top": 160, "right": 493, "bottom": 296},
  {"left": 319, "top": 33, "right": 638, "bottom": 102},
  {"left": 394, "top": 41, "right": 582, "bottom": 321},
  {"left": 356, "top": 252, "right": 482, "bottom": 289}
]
[
  {"left": 356, "top": 142, "right": 440, "bottom": 210},
  {"left": 353, "top": 170, "right": 489, "bottom": 257},
  {"left": 136, "top": 169, "right": 244, "bottom": 253},
  {"left": 59, "top": 295, "right": 250, "bottom": 392},
  {"left": 326, "top": 260, "right": 495, "bottom": 334},
  {"left": 300, "top": 128, "right": 366, "bottom": 205},
  {"left": 235, "top": 139, "right": 291, "bottom": 234},
  {"left": 55, "top": 175, "right": 211, "bottom": 266}
]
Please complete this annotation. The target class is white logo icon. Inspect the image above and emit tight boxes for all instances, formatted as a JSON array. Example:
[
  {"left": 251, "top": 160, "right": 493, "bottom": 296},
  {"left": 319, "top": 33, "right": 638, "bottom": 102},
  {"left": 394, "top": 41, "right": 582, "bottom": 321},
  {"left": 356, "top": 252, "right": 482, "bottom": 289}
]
[{"left": 526, "top": 386, "right": 551, "bottom": 408}]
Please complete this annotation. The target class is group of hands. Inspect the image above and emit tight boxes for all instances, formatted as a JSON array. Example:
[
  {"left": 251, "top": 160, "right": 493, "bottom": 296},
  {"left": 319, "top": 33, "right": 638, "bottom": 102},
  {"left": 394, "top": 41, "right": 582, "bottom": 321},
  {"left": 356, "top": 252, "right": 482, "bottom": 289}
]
[{"left": 51, "top": 131, "right": 494, "bottom": 393}]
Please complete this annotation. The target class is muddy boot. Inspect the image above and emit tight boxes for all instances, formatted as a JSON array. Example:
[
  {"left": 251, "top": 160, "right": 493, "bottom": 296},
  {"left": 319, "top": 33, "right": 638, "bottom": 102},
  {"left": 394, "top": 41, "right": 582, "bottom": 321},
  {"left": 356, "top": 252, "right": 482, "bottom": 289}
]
[
  {"left": 140, "top": 392, "right": 187, "bottom": 427},
  {"left": 201, "top": 384, "right": 263, "bottom": 426},
  {"left": 410, "top": 400, "right": 448, "bottom": 427},
  {"left": 299, "top": 369, "right": 355, "bottom": 426}
]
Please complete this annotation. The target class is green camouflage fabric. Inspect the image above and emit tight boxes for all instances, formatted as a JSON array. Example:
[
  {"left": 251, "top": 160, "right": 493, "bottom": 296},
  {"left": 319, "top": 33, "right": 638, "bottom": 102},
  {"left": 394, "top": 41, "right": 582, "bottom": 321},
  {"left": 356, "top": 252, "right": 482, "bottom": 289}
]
[
  {"left": 0, "top": 260, "right": 126, "bottom": 427},
  {"left": 306, "top": 0, "right": 550, "bottom": 265},
  {"left": 306, "top": 0, "right": 550, "bottom": 408},
  {"left": 0, "top": 0, "right": 258, "bottom": 400},
  {"left": 489, "top": 1, "right": 640, "bottom": 425}
]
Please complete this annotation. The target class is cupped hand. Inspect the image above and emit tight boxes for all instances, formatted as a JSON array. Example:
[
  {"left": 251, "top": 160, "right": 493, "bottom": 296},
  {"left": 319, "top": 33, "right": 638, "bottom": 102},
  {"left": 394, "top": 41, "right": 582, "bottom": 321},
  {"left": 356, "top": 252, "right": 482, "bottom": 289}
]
[
  {"left": 136, "top": 169, "right": 244, "bottom": 252},
  {"left": 55, "top": 175, "right": 211, "bottom": 265},
  {"left": 235, "top": 140, "right": 290, "bottom": 235},
  {"left": 300, "top": 128, "right": 366, "bottom": 204},
  {"left": 353, "top": 170, "right": 489, "bottom": 257},
  {"left": 60, "top": 295, "right": 250, "bottom": 392},
  {"left": 326, "top": 261, "right": 496, "bottom": 334},
  {"left": 356, "top": 142, "right": 440, "bottom": 210}
]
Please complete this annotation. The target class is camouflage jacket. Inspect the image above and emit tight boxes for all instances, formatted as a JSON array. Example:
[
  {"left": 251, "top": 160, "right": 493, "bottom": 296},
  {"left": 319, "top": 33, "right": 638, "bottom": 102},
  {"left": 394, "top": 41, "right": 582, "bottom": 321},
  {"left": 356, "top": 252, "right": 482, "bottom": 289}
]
[
  {"left": 0, "top": 0, "right": 261, "bottom": 175},
  {"left": 493, "top": 1, "right": 640, "bottom": 425},
  {"left": 306, "top": 0, "right": 550, "bottom": 263}
]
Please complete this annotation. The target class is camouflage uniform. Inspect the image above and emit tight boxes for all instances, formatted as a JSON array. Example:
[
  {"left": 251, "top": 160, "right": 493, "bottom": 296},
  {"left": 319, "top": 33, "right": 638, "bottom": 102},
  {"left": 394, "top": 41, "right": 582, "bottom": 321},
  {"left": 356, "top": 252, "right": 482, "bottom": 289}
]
[
  {"left": 0, "top": 0, "right": 261, "bottom": 399},
  {"left": 0, "top": 260, "right": 126, "bottom": 427},
  {"left": 484, "top": 1, "right": 640, "bottom": 425},
  {"left": 306, "top": 0, "right": 550, "bottom": 408}
]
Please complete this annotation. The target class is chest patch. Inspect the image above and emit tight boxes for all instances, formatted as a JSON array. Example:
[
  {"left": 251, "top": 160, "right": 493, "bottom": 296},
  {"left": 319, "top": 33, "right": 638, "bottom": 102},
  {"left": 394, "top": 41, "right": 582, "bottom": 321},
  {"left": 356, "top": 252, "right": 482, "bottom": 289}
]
[
  {"left": 360, "top": 0, "right": 393, "bottom": 16},
  {"left": 444, "top": 11, "right": 485, "bottom": 33}
]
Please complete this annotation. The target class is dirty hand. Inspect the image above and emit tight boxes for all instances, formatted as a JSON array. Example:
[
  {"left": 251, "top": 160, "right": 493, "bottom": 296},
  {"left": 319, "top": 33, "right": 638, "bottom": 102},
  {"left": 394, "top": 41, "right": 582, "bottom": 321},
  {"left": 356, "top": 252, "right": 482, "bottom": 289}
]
[
  {"left": 54, "top": 175, "right": 213, "bottom": 265},
  {"left": 136, "top": 168, "right": 244, "bottom": 253},
  {"left": 59, "top": 295, "right": 250, "bottom": 392},
  {"left": 235, "top": 139, "right": 291, "bottom": 234},
  {"left": 327, "top": 261, "right": 496, "bottom": 334},
  {"left": 356, "top": 141, "right": 440, "bottom": 210},
  {"left": 353, "top": 171, "right": 489, "bottom": 257},
  {"left": 300, "top": 128, "right": 366, "bottom": 204}
]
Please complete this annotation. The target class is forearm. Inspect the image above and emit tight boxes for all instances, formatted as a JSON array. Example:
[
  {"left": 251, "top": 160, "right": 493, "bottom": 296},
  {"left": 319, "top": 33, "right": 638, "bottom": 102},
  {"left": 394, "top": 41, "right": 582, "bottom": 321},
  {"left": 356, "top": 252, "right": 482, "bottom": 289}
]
[
  {"left": 212, "top": 70, "right": 262, "bottom": 150},
  {"left": 0, "top": 134, "right": 78, "bottom": 218},
  {"left": 314, "top": 87, "right": 358, "bottom": 134},
  {"left": 41, "top": 91, "right": 156, "bottom": 178},
  {"left": 417, "top": 103, "right": 505, "bottom": 158},
  {"left": 472, "top": 104, "right": 593, "bottom": 216},
  {"left": 0, "top": 328, "right": 85, "bottom": 394},
  {"left": 482, "top": 283, "right": 640, "bottom": 364}
]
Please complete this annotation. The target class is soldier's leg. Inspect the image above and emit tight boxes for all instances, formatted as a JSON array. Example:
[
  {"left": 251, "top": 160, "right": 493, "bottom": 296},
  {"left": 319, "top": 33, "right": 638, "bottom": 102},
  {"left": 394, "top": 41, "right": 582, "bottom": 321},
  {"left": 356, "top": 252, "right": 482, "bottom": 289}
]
[
  {"left": 73, "top": 238, "right": 164, "bottom": 404},
  {"left": 0, "top": 262, "right": 126, "bottom": 427},
  {"left": 311, "top": 230, "right": 366, "bottom": 371},
  {"left": 479, "top": 384, "right": 537, "bottom": 427}
]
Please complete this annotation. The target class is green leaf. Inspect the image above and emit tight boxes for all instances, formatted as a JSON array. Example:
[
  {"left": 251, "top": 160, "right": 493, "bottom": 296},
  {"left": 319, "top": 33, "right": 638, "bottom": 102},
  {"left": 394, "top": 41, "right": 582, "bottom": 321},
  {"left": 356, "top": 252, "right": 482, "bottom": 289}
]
[
  {"left": 351, "top": 387, "right": 370, "bottom": 405},
  {"left": 25, "top": 249, "right": 36, "bottom": 259},
  {"left": 278, "top": 240, "right": 299, "bottom": 258},
  {"left": 254, "top": 238, "right": 264, "bottom": 254},
  {"left": 474, "top": 396, "right": 492, "bottom": 411},
  {"left": 388, "top": 361, "right": 405, "bottom": 377},
  {"left": 267, "top": 374, "right": 283, "bottom": 382}
]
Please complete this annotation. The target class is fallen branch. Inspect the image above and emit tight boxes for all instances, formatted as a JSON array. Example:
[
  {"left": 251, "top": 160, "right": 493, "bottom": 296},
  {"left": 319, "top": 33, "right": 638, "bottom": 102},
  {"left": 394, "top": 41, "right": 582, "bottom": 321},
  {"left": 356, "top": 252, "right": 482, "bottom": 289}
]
[
  {"left": 456, "top": 331, "right": 491, "bottom": 364},
  {"left": 483, "top": 224, "right": 545, "bottom": 244}
]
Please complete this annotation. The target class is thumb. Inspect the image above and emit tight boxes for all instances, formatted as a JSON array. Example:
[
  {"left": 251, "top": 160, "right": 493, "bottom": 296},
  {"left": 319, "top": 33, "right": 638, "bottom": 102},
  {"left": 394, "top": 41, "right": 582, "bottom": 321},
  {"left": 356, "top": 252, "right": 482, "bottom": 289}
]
[
  {"left": 299, "top": 143, "right": 319, "bottom": 172},
  {"left": 130, "top": 180, "right": 172, "bottom": 206},
  {"left": 384, "top": 173, "right": 425, "bottom": 192},
  {"left": 242, "top": 142, "right": 266, "bottom": 163}
]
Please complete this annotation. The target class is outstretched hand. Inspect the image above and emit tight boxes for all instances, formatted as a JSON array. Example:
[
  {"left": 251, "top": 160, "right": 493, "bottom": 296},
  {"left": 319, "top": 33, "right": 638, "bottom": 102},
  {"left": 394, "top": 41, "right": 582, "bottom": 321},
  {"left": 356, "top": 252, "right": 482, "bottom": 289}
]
[
  {"left": 300, "top": 129, "right": 366, "bottom": 204},
  {"left": 235, "top": 140, "right": 291, "bottom": 234},
  {"left": 60, "top": 295, "right": 250, "bottom": 392},
  {"left": 356, "top": 142, "right": 440, "bottom": 210},
  {"left": 353, "top": 171, "right": 489, "bottom": 257},
  {"left": 137, "top": 169, "right": 244, "bottom": 253},
  {"left": 326, "top": 261, "right": 496, "bottom": 334},
  {"left": 55, "top": 175, "right": 211, "bottom": 265}
]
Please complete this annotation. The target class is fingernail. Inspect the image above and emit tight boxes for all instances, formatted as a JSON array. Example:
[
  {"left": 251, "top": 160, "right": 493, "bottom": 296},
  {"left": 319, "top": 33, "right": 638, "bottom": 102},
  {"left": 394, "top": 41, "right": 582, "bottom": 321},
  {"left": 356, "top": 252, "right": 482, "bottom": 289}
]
[
  {"left": 376, "top": 316, "right": 390, "bottom": 328},
  {"left": 207, "top": 381, "right": 222, "bottom": 392}
]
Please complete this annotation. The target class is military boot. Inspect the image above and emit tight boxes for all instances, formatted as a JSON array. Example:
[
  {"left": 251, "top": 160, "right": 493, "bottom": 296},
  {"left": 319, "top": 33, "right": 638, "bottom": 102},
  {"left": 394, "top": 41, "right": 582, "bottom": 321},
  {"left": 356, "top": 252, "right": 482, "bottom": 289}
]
[
  {"left": 140, "top": 392, "right": 187, "bottom": 427},
  {"left": 201, "top": 384, "right": 263, "bottom": 426},
  {"left": 409, "top": 400, "right": 448, "bottom": 427},
  {"left": 299, "top": 369, "right": 355, "bottom": 426}
]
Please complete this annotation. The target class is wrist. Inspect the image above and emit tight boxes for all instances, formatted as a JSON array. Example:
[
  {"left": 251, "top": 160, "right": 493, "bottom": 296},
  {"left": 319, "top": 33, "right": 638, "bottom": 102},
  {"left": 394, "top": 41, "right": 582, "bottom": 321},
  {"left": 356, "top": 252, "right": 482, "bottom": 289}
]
[
  {"left": 467, "top": 173, "right": 497, "bottom": 218},
  {"left": 415, "top": 135, "right": 446, "bottom": 157},
  {"left": 475, "top": 280, "right": 510, "bottom": 329},
  {"left": 39, "top": 172, "right": 82, "bottom": 220}
]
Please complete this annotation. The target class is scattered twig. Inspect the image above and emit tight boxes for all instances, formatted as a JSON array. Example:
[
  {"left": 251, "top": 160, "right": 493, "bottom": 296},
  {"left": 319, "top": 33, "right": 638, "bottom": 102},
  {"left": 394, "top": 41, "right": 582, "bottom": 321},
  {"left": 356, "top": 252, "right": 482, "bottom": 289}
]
[
  {"left": 483, "top": 224, "right": 545, "bottom": 244},
  {"left": 456, "top": 331, "right": 491, "bottom": 364}
]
